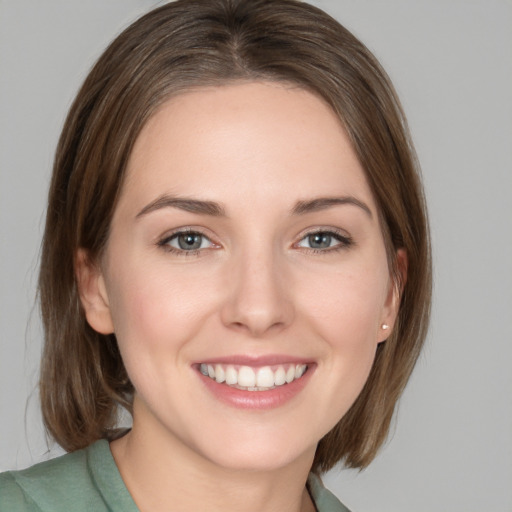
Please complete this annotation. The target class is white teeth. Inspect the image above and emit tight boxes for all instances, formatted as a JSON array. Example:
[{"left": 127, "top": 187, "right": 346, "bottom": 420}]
[
  {"left": 214, "top": 364, "right": 225, "bottom": 383},
  {"left": 274, "top": 366, "right": 286, "bottom": 386},
  {"left": 238, "top": 366, "right": 256, "bottom": 387},
  {"left": 200, "top": 362, "right": 308, "bottom": 390},
  {"left": 256, "top": 366, "right": 274, "bottom": 388},
  {"left": 225, "top": 365, "right": 238, "bottom": 385},
  {"left": 295, "top": 364, "right": 307, "bottom": 379}
]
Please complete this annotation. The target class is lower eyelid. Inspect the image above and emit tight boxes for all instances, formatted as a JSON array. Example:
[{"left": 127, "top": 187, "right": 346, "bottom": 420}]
[{"left": 157, "top": 228, "right": 222, "bottom": 255}]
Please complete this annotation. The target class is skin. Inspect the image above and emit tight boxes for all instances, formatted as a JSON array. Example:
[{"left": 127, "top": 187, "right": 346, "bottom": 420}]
[{"left": 77, "top": 82, "right": 402, "bottom": 512}]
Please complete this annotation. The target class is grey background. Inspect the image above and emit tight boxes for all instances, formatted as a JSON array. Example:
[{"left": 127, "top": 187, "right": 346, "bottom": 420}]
[{"left": 1, "top": 1, "right": 511, "bottom": 511}]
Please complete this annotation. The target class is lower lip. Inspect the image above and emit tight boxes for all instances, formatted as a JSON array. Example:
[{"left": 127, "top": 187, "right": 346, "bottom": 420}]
[{"left": 197, "top": 365, "right": 315, "bottom": 410}]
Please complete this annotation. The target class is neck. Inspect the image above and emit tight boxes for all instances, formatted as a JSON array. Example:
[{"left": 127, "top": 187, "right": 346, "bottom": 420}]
[{"left": 110, "top": 410, "right": 317, "bottom": 512}]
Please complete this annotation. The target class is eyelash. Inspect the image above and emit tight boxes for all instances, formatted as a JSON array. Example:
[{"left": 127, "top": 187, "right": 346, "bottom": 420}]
[
  {"left": 295, "top": 229, "right": 353, "bottom": 254},
  {"left": 157, "top": 228, "right": 353, "bottom": 256},
  {"left": 157, "top": 228, "right": 214, "bottom": 257}
]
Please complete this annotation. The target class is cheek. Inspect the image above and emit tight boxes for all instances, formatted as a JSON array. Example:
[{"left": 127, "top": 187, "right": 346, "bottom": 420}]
[
  {"left": 300, "top": 263, "right": 388, "bottom": 342},
  {"left": 297, "top": 262, "right": 388, "bottom": 406},
  {"left": 104, "top": 268, "right": 207, "bottom": 403},
  {"left": 105, "top": 262, "right": 220, "bottom": 361}
]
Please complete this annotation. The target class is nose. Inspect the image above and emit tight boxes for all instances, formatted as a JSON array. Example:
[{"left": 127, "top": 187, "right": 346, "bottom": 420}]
[{"left": 220, "top": 248, "right": 294, "bottom": 337}]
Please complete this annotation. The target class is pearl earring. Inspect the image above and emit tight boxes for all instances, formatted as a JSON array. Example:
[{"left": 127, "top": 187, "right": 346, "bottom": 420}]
[{"left": 381, "top": 323, "right": 389, "bottom": 330}]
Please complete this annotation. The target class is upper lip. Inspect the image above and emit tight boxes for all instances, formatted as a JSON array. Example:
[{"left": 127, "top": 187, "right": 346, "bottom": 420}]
[{"left": 194, "top": 354, "right": 313, "bottom": 367}]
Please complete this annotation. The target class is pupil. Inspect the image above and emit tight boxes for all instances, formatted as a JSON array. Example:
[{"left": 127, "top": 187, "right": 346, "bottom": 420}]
[
  {"left": 309, "top": 233, "right": 331, "bottom": 249},
  {"left": 178, "top": 233, "right": 201, "bottom": 250}
]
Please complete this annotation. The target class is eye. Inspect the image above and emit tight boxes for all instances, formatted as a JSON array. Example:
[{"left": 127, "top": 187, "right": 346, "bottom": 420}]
[
  {"left": 296, "top": 230, "right": 352, "bottom": 251},
  {"left": 160, "top": 230, "right": 214, "bottom": 252}
]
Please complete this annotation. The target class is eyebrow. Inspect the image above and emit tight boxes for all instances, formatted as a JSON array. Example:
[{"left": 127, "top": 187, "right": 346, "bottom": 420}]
[
  {"left": 291, "top": 196, "right": 373, "bottom": 217},
  {"left": 136, "top": 195, "right": 226, "bottom": 218},
  {"left": 136, "top": 194, "right": 372, "bottom": 219}
]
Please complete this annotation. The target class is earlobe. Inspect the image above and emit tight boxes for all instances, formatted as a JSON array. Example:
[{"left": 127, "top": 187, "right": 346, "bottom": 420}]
[
  {"left": 75, "top": 248, "right": 114, "bottom": 335},
  {"left": 379, "top": 248, "right": 408, "bottom": 342}
]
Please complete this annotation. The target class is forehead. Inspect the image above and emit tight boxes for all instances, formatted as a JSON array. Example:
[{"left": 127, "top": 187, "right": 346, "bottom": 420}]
[{"left": 119, "top": 81, "right": 376, "bottom": 216}]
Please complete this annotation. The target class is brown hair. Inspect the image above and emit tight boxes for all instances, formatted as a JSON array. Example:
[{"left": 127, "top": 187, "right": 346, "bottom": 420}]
[{"left": 39, "top": 0, "right": 431, "bottom": 471}]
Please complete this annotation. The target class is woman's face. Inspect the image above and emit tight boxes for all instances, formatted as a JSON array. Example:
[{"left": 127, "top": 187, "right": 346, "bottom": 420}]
[{"left": 81, "top": 82, "right": 400, "bottom": 471}]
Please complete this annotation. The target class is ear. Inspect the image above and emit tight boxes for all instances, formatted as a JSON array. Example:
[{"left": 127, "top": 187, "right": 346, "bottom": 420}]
[
  {"left": 378, "top": 248, "right": 408, "bottom": 342},
  {"left": 75, "top": 248, "right": 114, "bottom": 335}
]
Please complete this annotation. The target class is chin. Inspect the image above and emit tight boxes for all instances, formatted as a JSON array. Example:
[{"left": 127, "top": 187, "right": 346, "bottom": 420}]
[{"left": 188, "top": 428, "right": 317, "bottom": 473}]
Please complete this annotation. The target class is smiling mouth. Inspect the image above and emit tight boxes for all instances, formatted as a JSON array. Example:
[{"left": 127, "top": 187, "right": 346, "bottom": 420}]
[{"left": 199, "top": 363, "right": 308, "bottom": 391}]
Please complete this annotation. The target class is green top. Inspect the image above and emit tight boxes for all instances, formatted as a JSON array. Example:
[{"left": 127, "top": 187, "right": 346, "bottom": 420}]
[{"left": 0, "top": 440, "right": 350, "bottom": 511}]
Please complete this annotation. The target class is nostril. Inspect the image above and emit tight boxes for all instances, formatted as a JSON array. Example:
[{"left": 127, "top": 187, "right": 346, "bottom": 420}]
[{"left": 219, "top": 270, "right": 295, "bottom": 336}]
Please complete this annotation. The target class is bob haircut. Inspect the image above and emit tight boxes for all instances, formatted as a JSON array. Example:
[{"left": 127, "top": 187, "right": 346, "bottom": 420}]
[{"left": 39, "top": 0, "right": 431, "bottom": 472}]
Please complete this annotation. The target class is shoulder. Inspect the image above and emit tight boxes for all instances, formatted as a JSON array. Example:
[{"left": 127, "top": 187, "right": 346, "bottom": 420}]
[
  {"left": 308, "top": 473, "right": 352, "bottom": 512},
  {"left": 0, "top": 471, "right": 38, "bottom": 512},
  {"left": 0, "top": 440, "right": 122, "bottom": 512}
]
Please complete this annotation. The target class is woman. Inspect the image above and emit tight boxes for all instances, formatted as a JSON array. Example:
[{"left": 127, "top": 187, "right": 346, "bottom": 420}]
[{"left": 0, "top": 0, "right": 431, "bottom": 510}]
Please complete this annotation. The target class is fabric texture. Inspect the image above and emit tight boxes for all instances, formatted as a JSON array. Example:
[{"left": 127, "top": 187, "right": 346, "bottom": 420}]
[{"left": 0, "top": 440, "right": 350, "bottom": 511}]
